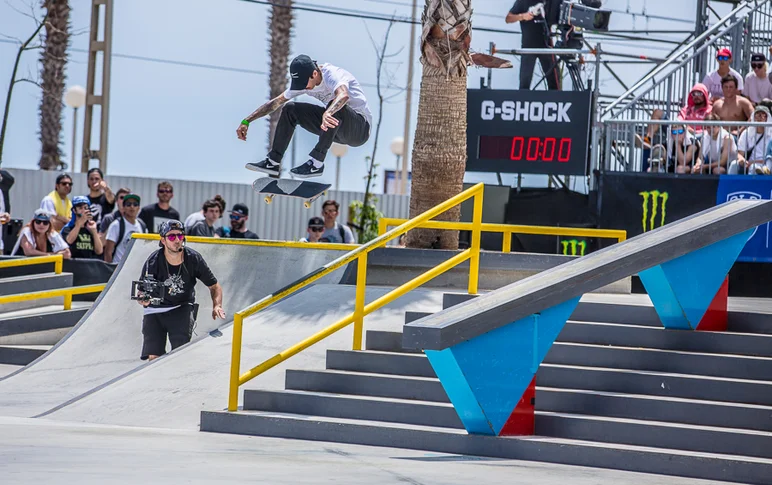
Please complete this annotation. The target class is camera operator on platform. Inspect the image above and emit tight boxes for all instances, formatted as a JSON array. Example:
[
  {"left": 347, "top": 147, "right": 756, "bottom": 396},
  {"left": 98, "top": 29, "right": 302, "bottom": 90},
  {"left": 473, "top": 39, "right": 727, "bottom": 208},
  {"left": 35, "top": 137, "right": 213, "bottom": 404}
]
[
  {"left": 506, "top": 0, "right": 561, "bottom": 91},
  {"left": 137, "top": 220, "right": 225, "bottom": 361}
]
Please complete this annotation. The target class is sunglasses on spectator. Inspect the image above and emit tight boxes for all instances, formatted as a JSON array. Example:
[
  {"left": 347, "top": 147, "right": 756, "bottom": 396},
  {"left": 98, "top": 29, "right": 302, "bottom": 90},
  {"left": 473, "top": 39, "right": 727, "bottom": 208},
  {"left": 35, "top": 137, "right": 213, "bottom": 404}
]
[
  {"left": 34, "top": 220, "right": 50, "bottom": 226},
  {"left": 164, "top": 234, "right": 185, "bottom": 241},
  {"left": 717, "top": 55, "right": 730, "bottom": 61},
  {"left": 158, "top": 189, "right": 173, "bottom": 194},
  {"left": 309, "top": 226, "right": 324, "bottom": 232},
  {"left": 671, "top": 129, "right": 685, "bottom": 135},
  {"left": 690, "top": 91, "right": 704, "bottom": 96},
  {"left": 59, "top": 182, "right": 72, "bottom": 186},
  {"left": 230, "top": 214, "right": 244, "bottom": 221},
  {"left": 753, "top": 63, "right": 765, "bottom": 69},
  {"left": 124, "top": 202, "right": 139, "bottom": 207}
]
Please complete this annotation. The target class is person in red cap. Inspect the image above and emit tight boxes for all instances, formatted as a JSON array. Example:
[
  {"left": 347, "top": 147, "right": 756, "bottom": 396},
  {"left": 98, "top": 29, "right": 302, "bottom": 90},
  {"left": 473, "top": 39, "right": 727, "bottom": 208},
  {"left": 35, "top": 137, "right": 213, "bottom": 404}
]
[
  {"left": 702, "top": 48, "right": 743, "bottom": 100},
  {"left": 745, "top": 52, "right": 772, "bottom": 104}
]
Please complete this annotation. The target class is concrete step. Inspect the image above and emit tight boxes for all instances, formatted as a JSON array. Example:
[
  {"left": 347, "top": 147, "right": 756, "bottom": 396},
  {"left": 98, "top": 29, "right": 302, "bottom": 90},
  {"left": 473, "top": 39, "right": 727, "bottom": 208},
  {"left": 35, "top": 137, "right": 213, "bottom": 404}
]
[
  {"left": 366, "top": 326, "right": 772, "bottom": 358},
  {"left": 0, "top": 344, "right": 50, "bottom": 365},
  {"left": 200, "top": 410, "right": 772, "bottom": 485},
  {"left": 537, "top": 411, "right": 772, "bottom": 459},
  {"left": 285, "top": 369, "right": 449, "bottom": 403},
  {"left": 403, "top": 311, "right": 432, "bottom": 325},
  {"left": 538, "top": 364, "right": 772, "bottom": 406},
  {"left": 243, "top": 389, "right": 463, "bottom": 429},
  {"left": 543, "top": 342, "right": 772, "bottom": 381},
  {"left": 0, "top": 307, "right": 87, "bottom": 337},
  {"left": 538, "top": 387, "right": 772, "bottom": 433},
  {"left": 326, "top": 349, "right": 435, "bottom": 377}
]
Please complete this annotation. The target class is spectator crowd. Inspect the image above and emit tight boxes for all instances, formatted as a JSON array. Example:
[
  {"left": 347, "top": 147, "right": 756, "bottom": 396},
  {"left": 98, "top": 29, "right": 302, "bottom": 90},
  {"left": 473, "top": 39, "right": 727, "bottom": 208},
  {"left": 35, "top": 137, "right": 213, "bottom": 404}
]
[
  {"left": 636, "top": 47, "right": 772, "bottom": 175},
  {"left": 1, "top": 167, "right": 357, "bottom": 262}
]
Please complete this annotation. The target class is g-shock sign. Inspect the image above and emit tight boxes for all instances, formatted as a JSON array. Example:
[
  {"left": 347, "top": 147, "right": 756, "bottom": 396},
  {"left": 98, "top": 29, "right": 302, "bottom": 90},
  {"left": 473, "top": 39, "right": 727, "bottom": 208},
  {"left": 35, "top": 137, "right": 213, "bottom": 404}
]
[{"left": 467, "top": 89, "right": 593, "bottom": 175}]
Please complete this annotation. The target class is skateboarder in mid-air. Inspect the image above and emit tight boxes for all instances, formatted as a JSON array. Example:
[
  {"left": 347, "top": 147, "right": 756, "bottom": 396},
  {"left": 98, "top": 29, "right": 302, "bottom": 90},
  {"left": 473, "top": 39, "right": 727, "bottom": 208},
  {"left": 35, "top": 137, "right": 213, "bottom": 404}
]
[{"left": 237, "top": 54, "right": 373, "bottom": 178}]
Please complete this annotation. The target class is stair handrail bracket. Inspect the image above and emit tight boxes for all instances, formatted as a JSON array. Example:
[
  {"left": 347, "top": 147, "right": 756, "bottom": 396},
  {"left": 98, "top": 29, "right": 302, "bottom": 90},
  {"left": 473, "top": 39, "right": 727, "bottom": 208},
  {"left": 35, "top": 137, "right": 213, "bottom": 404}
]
[{"left": 226, "top": 183, "right": 486, "bottom": 412}]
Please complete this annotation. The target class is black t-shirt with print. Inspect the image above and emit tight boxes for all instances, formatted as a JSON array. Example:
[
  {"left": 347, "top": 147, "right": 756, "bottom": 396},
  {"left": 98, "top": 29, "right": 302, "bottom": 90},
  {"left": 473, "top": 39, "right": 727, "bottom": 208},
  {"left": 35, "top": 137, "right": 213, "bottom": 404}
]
[
  {"left": 138, "top": 203, "right": 182, "bottom": 234},
  {"left": 140, "top": 247, "right": 217, "bottom": 308},
  {"left": 88, "top": 194, "right": 114, "bottom": 226},
  {"left": 61, "top": 226, "right": 98, "bottom": 259},
  {"left": 215, "top": 227, "right": 259, "bottom": 239}
]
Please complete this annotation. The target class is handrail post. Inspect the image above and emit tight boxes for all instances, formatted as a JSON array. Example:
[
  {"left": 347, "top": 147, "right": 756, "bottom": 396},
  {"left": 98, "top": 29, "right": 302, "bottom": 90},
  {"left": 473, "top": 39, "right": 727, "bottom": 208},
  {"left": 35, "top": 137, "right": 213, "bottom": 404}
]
[
  {"left": 352, "top": 252, "right": 368, "bottom": 350},
  {"left": 227, "top": 313, "right": 244, "bottom": 412},
  {"left": 378, "top": 219, "right": 388, "bottom": 236},
  {"left": 468, "top": 189, "right": 484, "bottom": 295},
  {"left": 54, "top": 255, "right": 63, "bottom": 274},
  {"left": 502, "top": 231, "right": 512, "bottom": 253},
  {"left": 63, "top": 293, "right": 72, "bottom": 310}
]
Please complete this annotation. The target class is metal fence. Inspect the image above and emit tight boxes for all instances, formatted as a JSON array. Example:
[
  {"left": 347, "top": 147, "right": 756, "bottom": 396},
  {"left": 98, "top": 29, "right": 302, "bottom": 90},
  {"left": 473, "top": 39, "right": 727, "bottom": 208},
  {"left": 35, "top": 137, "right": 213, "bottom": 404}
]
[
  {"left": 603, "top": 119, "right": 772, "bottom": 175},
  {"left": 5, "top": 168, "right": 410, "bottom": 242}
]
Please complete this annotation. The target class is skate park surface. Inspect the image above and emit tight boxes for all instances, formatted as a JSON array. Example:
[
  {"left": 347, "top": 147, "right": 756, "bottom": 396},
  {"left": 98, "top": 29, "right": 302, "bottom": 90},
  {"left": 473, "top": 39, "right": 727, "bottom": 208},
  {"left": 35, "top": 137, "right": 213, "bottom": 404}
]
[{"left": 0, "top": 237, "right": 766, "bottom": 484}]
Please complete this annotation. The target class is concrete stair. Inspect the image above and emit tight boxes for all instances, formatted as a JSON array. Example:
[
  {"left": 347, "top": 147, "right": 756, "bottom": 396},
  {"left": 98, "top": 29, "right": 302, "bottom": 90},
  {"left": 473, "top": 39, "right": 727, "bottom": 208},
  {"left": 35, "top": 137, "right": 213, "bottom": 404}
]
[
  {"left": 201, "top": 295, "right": 772, "bottom": 484},
  {"left": 0, "top": 272, "right": 74, "bottom": 312}
]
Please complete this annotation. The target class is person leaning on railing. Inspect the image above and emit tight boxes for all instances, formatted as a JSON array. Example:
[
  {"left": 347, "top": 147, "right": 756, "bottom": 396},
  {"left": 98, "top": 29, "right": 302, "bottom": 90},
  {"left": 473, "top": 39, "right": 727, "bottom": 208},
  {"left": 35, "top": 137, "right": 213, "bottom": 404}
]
[
  {"left": 10, "top": 209, "right": 70, "bottom": 259},
  {"left": 695, "top": 113, "right": 735, "bottom": 174}
]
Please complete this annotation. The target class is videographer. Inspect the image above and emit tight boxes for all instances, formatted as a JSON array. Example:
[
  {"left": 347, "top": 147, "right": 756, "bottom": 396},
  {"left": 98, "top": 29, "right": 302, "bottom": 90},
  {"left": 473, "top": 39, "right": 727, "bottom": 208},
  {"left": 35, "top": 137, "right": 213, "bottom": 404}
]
[
  {"left": 137, "top": 220, "right": 225, "bottom": 361},
  {"left": 506, "top": 0, "right": 561, "bottom": 91}
]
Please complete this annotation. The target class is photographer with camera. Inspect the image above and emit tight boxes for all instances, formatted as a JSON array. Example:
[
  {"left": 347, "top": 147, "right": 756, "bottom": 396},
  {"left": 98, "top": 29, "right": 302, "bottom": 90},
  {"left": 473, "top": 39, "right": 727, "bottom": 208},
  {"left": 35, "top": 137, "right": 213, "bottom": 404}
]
[
  {"left": 136, "top": 220, "right": 225, "bottom": 361},
  {"left": 506, "top": 0, "right": 561, "bottom": 91},
  {"left": 61, "top": 196, "right": 103, "bottom": 259}
]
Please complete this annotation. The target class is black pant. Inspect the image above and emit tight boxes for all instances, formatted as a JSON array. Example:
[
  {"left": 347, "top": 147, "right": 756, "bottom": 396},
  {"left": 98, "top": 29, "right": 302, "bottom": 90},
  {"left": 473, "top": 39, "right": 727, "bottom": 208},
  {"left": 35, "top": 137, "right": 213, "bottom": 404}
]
[
  {"left": 520, "top": 53, "right": 561, "bottom": 90},
  {"left": 140, "top": 304, "right": 195, "bottom": 360},
  {"left": 268, "top": 102, "right": 370, "bottom": 163}
]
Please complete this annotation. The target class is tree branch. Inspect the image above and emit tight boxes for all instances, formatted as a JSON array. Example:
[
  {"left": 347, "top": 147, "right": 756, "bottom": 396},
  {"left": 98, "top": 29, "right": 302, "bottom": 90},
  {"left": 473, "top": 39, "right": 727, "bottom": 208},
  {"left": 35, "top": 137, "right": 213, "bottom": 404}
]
[{"left": 14, "top": 77, "right": 41, "bottom": 88}]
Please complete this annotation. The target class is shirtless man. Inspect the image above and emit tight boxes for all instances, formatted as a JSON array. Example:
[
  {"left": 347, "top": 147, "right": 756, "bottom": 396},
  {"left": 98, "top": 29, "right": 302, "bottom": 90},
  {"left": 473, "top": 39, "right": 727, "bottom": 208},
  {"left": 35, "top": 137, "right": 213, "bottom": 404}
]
[{"left": 711, "top": 74, "right": 753, "bottom": 135}]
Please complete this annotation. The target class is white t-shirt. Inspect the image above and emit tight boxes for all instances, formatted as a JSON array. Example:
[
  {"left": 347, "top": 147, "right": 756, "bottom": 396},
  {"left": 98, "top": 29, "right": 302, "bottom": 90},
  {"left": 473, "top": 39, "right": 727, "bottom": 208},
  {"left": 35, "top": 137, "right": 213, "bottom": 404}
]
[
  {"left": 284, "top": 63, "right": 373, "bottom": 129},
  {"left": 106, "top": 218, "right": 146, "bottom": 263},
  {"left": 184, "top": 212, "right": 205, "bottom": 230},
  {"left": 11, "top": 226, "right": 68, "bottom": 256},
  {"left": 702, "top": 68, "right": 744, "bottom": 99},
  {"left": 744, "top": 72, "right": 772, "bottom": 104},
  {"left": 700, "top": 128, "right": 737, "bottom": 165},
  {"left": 737, "top": 127, "right": 772, "bottom": 161}
]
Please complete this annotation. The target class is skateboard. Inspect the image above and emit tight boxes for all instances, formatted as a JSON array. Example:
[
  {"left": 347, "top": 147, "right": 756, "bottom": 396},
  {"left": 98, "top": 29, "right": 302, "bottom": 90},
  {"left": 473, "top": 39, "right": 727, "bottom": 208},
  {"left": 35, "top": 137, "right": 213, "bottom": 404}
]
[{"left": 252, "top": 176, "right": 331, "bottom": 208}]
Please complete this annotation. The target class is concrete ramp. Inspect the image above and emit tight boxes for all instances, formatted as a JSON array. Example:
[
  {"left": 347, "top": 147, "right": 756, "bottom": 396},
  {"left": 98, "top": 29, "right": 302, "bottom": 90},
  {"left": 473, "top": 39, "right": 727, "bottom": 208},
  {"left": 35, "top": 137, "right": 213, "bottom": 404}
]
[
  {"left": 44, "top": 285, "right": 445, "bottom": 429},
  {"left": 0, "top": 239, "right": 350, "bottom": 418}
]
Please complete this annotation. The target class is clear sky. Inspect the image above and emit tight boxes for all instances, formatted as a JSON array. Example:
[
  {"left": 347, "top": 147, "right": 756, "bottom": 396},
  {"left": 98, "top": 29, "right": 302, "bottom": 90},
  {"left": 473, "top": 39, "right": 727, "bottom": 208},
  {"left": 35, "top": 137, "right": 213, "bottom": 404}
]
[{"left": 0, "top": 0, "right": 712, "bottom": 193}]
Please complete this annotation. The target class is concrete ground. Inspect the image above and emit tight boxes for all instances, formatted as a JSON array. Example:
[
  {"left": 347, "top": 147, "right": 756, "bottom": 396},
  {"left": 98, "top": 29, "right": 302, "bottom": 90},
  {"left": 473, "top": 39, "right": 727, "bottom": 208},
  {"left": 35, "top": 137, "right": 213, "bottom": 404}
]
[{"left": 0, "top": 417, "right": 730, "bottom": 485}]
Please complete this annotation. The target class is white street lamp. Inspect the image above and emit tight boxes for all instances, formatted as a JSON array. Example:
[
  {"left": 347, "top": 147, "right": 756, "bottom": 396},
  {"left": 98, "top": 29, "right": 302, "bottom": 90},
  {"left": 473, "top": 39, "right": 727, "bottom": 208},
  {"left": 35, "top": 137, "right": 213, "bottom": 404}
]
[
  {"left": 330, "top": 142, "right": 348, "bottom": 190},
  {"left": 64, "top": 85, "right": 86, "bottom": 170},
  {"left": 390, "top": 137, "right": 404, "bottom": 194}
]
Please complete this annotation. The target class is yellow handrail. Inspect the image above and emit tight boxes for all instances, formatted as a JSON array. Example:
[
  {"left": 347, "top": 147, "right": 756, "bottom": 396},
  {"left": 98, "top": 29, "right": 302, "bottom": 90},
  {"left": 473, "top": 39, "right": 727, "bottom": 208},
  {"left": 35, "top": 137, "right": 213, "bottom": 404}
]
[
  {"left": 379, "top": 218, "right": 627, "bottom": 252},
  {"left": 226, "top": 183, "right": 485, "bottom": 411},
  {"left": 0, "top": 284, "right": 105, "bottom": 310},
  {"left": 0, "top": 254, "right": 64, "bottom": 274},
  {"left": 131, "top": 233, "right": 358, "bottom": 251}
]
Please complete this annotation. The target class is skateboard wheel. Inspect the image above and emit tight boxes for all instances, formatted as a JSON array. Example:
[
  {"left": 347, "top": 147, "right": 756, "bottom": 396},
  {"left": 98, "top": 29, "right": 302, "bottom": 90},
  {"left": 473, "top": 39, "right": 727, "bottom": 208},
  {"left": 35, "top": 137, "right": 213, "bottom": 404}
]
[
  {"left": 264, "top": 196, "right": 273, "bottom": 204},
  {"left": 304, "top": 201, "right": 311, "bottom": 209}
]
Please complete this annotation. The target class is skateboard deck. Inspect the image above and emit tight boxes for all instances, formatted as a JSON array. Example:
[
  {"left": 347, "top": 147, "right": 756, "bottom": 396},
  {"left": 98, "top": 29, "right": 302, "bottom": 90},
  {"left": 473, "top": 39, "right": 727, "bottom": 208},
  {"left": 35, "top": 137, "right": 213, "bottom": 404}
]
[{"left": 252, "top": 176, "right": 331, "bottom": 208}]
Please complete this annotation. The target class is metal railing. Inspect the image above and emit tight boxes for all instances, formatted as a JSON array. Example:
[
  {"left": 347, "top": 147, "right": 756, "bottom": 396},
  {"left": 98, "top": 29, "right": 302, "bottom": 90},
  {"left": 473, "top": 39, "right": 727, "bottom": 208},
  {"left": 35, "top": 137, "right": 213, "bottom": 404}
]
[
  {"left": 132, "top": 233, "right": 357, "bottom": 251},
  {"left": 226, "top": 183, "right": 486, "bottom": 411},
  {"left": 0, "top": 285, "right": 105, "bottom": 310},
  {"left": 378, "top": 218, "right": 627, "bottom": 251},
  {"left": 0, "top": 254, "right": 64, "bottom": 274},
  {"left": 602, "top": 0, "right": 772, "bottom": 121},
  {"left": 604, "top": 119, "right": 772, "bottom": 174}
]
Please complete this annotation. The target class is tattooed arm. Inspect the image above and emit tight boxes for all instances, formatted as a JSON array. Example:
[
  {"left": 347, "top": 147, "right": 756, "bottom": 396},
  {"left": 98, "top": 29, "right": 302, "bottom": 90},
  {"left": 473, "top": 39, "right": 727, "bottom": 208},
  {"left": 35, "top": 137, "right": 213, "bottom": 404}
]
[
  {"left": 321, "top": 85, "right": 350, "bottom": 131},
  {"left": 236, "top": 94, "right": 289, "bottom": 141}
]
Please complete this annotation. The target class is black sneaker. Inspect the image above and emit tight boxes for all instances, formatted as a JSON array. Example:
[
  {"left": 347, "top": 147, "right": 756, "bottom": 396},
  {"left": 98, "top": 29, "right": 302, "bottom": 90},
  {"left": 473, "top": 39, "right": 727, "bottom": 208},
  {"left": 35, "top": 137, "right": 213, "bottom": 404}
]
[
  {"left": 246, "top": 158, "right": 280, "bottom": 176},
  {"left": 291, "top": 160, "right": 324, "bottom": 178}
]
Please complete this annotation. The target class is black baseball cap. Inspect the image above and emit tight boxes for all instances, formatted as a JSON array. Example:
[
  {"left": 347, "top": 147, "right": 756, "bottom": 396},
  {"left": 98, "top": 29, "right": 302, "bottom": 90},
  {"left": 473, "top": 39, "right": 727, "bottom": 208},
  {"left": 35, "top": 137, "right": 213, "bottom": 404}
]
[
  {"left": 230, "top": 203, "right": 249, "bottom": 217},
  {"left": 290, "top": 55, "right": 316, "bottom": 91},
  {"left": 752, "top": 53, "right": 767, "bottom": 63},
  {"left": 307, "top": 216, "right": 324, "bottom": 228}
]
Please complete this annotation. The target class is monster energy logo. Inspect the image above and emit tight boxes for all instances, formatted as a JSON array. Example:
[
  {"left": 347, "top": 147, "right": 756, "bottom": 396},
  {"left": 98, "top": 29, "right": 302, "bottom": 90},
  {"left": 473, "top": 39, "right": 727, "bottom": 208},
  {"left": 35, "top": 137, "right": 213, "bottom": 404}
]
[
  {"left": 561, "top": 239, "right": 587, "bottom": 256},
  {"left": 639, "top": 190, "right": 669, "bottom": 232}
]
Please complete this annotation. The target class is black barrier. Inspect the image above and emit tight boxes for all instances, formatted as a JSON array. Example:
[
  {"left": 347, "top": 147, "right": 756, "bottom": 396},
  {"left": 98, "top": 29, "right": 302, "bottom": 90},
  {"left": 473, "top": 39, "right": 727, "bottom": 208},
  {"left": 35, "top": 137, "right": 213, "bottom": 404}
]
[
  {"left": 597, "top": 171, "right": 719, "bottom": 240},
  {"left": 466, "top": 89, "right": 592, "bottom": 175}
]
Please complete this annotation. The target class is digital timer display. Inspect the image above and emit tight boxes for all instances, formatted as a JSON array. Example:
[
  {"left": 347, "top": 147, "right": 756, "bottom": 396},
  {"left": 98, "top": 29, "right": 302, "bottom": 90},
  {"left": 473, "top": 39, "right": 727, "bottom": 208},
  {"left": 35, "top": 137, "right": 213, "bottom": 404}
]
[{"left": 478, "top": 136, "right": 573, "bottom": 163}]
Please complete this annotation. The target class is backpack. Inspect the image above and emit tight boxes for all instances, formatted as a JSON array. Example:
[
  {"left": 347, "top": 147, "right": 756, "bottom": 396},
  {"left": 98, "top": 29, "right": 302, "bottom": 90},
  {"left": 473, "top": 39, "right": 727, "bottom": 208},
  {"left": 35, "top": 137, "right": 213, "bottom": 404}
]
[{"left": 111, "top": 216, "right": 147, "bottom": 259}]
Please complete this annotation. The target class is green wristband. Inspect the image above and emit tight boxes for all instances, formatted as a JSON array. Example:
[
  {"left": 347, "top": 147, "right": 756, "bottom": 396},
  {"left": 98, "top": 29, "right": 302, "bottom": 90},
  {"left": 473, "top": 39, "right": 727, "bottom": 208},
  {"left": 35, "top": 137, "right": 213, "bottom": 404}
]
[{"left": 241, "top": 119, "right": 250, "bottom": 126}]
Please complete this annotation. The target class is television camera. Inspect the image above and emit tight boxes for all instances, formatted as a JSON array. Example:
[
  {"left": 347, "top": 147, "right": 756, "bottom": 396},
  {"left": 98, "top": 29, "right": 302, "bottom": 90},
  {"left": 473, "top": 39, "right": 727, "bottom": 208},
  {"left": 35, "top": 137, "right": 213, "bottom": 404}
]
[{"left": 130, "top": 275, "right": 167, "bottom": 306}]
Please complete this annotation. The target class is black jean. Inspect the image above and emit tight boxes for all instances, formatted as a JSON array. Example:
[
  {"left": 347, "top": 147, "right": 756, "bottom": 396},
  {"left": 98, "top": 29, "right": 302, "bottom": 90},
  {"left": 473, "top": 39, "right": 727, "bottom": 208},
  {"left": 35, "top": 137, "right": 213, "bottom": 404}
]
[
  {"left": 268, "top": 102, "right": 371, "bottom": 163},
  {"left": 520, "top": 53, "right": 561, "bottom": 90}
]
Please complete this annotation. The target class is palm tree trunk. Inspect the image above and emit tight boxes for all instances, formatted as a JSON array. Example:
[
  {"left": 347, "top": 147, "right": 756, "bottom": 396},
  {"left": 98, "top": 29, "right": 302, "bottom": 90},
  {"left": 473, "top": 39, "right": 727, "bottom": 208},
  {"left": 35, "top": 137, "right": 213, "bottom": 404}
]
[
  {"left": 406, "top": 0, "right": 472, "bottom": 249},
  {"left": 267, "top": 0, "right": 293, "bottom": 150},
  {"left": 38, "top": 0, "right": 70, "bottom": 171}
]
